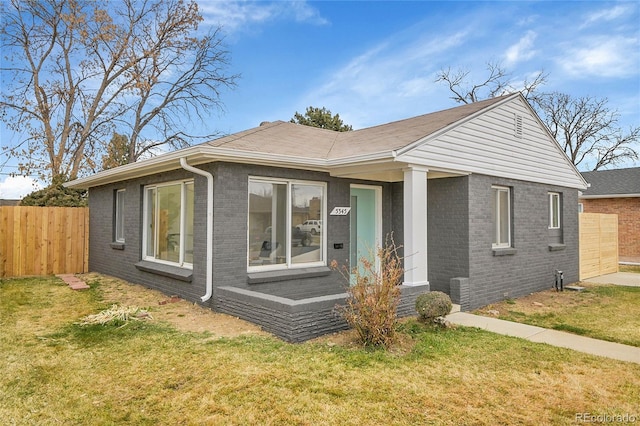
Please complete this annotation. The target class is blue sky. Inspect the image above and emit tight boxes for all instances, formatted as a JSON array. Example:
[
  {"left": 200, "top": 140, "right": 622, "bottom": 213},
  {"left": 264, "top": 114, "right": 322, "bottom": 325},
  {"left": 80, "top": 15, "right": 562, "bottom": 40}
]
[{"left": 1, "top": 0, "right": 639, "bottom": 198}]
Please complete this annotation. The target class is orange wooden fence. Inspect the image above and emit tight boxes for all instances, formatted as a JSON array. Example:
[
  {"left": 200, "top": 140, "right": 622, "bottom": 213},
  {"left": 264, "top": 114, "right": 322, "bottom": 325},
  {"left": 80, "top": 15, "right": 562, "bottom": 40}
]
[{"left": 0, "top": 206, "right": 89, "bottom": 278}]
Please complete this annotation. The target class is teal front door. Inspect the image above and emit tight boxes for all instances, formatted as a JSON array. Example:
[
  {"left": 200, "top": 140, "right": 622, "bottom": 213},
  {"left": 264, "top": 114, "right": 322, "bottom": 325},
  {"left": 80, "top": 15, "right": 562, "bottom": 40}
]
[{"left": 350, "top": 186, "right": 381, "bottom": 278}]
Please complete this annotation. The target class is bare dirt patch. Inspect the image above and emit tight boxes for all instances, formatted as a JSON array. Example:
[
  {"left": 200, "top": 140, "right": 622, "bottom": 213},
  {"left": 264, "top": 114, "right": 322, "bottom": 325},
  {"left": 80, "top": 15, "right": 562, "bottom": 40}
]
[
  {"left": 80, "top": 273, "right": 269, "bottom": 338},
  {"left": 474, "top": 283, "right": 601, "bottom": 317}
]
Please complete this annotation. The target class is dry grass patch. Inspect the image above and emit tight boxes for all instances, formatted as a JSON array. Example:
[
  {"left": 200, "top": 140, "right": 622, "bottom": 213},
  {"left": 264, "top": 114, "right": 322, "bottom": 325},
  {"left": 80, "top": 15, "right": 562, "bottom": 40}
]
[
  {"left": 82, "top": 272, "right": 268, "bottom": 337},
  {"left": 620, "top": 264, "right": 640, "bottom": 273},
  {"left": 475, "top": 282, "right": 640, "bottom": 346},
  {"left": 1, "top": 275, "right": 639, "bottom": 425}
]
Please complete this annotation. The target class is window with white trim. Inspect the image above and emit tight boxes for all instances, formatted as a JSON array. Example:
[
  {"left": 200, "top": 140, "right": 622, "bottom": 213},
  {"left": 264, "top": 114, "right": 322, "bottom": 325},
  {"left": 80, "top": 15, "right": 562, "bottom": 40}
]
[
  {"left": 114, "top": 189, "right": 125, "bottom": 243},
  {"left": 248, "top": 178, "right": 325, "bottom": 270},
  {"left": 143, "top": 180, "right": 194, "bottom": 267},
  {"left": 548, "top": 192, "right": 560, "bottom": 229},
  {"left": 491, "top": 186, "right": 511, "bottom": 248}
]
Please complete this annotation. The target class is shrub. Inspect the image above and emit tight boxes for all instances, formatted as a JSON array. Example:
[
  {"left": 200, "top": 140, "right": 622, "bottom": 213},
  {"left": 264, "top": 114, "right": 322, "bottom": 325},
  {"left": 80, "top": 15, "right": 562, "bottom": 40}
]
[
  {"left": 332, "top": 235, "right": 403, "bottom": 349},
  {"left": 415, "top": 291, "right": 452, "bottom": 322}
]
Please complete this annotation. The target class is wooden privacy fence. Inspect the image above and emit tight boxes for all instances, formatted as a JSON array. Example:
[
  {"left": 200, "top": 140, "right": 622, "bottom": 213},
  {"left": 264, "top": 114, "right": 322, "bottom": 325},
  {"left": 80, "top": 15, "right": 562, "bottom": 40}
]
[
  {"left": 579, "top": 213, "right": 618, "bottom": 280},
  {"left": 0, "top": 206, "right": 89, "bottom": 278}
]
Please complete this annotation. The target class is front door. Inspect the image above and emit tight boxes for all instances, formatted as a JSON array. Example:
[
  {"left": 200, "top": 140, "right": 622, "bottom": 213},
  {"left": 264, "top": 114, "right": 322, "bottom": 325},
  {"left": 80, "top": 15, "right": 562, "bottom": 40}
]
[{"left": 350, "top": 185, "right": 382, "bottom": 278}]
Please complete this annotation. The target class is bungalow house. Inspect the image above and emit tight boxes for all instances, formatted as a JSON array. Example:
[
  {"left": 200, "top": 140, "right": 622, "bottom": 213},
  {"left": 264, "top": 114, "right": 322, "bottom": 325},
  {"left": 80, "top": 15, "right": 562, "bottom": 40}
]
[
  {"left": 580, "top": 167, "right": 640, "bottom": 264},
  {"left": 67, "top": 93, "right": 588, "bottom": 342}
]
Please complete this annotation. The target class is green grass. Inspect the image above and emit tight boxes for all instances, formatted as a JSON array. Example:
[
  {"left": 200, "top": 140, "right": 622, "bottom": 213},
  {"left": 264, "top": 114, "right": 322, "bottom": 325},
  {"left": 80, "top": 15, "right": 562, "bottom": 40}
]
[
  {"left": 2, "top": 276, "right": 640, "bottom": 425},
  {"left": 479, "top": 284, "right": 640, "bottom": 347},
  {"left": 620, "top": 264, "right": 640, "bottom": 273}
]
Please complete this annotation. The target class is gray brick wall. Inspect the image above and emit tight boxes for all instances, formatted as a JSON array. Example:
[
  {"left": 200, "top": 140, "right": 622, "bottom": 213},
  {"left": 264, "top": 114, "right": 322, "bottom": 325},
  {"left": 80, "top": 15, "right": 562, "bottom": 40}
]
[
  {"left": 88, "top": 168, "right": 208, "bottom": 303},
  {"left": 87, "top": 162, "right": 580, "bottom": 338},
  {"left": 215, "top": 284, "right": 427, "bottom": 342},
  {"left": 466, "top": 174, "right": 579, "bottom": 309},
  {"left": 427, "top": 176, "right": 470, "bottom": 294}
]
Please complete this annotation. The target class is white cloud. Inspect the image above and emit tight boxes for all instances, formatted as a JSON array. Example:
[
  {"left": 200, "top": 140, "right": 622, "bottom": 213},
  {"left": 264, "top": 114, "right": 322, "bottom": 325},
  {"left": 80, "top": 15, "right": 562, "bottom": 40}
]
[
  {"left": 558, "top": 36, "right": 640, "bottom": 78},
  {"left": 0, "top": 176, "right": 42, "bottom": 199},
  {"left": 299, "top": 30, "right": 470, "bottom": 128},
  {"left": 581, "top": 4, "right": 632, "bottom": 28},
  {"left": 504, "top": 31, "right": 538, "bottom": 66},
  {"left": 200, "top": 1, "right": 328, "bottom": 32}
]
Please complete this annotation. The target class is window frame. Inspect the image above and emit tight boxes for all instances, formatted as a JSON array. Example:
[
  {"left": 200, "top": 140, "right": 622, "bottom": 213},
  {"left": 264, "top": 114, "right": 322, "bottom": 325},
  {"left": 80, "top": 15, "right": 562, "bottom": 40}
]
[
  {"left": 548, "top": 192, "right": 561, "bottom": 229},
  {"left": 247, "top": 176, "right": 327, "bottom": 272},
  {"left": 114, "top": 189, "right": 125, "bottom": 243},
  {"left": 142, "top": 179, "right": 194, "bottom": 269},
  {"left": 491, "top": 185, "right": 511, "bottom": 249}
]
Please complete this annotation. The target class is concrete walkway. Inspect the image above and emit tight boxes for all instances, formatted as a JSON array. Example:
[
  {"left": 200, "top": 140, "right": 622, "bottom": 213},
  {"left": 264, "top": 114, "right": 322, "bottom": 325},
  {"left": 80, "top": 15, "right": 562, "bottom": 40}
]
[
  {"left": 446, "top": 312, "right": 640, "bottom": 364},
  {"left": 583, "top": 272, "right": 640, "bottom": 287}
]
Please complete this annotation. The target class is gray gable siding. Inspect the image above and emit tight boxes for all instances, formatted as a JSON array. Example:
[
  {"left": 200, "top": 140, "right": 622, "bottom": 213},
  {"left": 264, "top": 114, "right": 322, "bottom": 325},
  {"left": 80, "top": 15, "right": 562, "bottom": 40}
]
[{"left": 399, "top": 97, "right": 586, "bottom": 190}]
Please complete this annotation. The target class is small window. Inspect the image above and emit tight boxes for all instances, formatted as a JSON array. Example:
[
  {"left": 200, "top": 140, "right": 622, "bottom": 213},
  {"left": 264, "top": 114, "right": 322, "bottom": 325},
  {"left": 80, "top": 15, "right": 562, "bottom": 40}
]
[
  {"left": 143, "top": 180, "right": 194, "bottom": 268},
  {"left": 115, "top": 189, "right": 125, "bottom": 243},
  {"left": 549, "top": 192, "right": 560, "bottom": 229},
  {"left": 578, "top": 203, "right": 584, "bottom": 213},
  {"left": 492, "top": 186, "right": 511, "bottom": 248}
]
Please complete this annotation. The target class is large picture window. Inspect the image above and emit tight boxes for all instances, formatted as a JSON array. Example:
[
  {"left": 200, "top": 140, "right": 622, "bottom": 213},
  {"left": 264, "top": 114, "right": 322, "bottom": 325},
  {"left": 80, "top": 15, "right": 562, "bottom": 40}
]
[
  {"left": 248, "top": 178, "right": 325, "bottom": 270},
  {"left": 143, "top": 180, "right": 194, "bottom": 267},
  {"left": 491, "top": 186, "right": 511, "bottom": 248},
  {"left": 548, "top": 192, "right": 560, "bottom": 229}
]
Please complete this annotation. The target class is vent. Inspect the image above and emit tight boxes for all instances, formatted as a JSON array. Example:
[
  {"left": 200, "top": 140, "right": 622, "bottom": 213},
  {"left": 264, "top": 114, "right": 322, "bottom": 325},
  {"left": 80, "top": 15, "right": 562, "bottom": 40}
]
[{"left": 514, "top": 114, "right": 523, "bottom": 138}]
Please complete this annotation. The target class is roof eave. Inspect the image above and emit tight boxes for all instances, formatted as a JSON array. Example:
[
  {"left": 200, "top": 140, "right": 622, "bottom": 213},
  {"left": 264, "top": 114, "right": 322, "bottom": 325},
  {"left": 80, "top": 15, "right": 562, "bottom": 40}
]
[
  {"left": 580, "top": 193, "right": 640, "bottom": 199},
  {"left": 66, "top": 146, "right": 330, "bottom": 189}
]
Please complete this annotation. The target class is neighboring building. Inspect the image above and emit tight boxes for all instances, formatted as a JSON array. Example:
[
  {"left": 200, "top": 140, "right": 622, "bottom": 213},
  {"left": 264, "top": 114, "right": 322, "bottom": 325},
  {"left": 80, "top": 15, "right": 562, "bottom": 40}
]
[
  {"left": 0, "top": 199, "right": 21, "bottom": 206},
  {"left": 67, "top": 93, "right": 587, "bottom": 342},
  {"left": 580, "top": 167, "right": 640, "bottom": 263}
]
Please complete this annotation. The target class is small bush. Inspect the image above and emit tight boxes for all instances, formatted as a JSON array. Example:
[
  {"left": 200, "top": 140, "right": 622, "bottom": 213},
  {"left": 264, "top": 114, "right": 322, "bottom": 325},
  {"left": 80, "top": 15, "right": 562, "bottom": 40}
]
[
  {"left": 415, "top": 291, "right": 452, "bottom": 322},
  {"left": 332, "top": 235, "right": 403, "bottom": 349}
]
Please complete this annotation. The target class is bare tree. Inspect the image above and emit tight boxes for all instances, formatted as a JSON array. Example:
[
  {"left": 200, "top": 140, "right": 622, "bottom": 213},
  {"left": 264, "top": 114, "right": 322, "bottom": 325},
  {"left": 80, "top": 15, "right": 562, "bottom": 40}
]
[
  {"left": 435, "top": 61, "right": 547, "bottom": 104},
  {"left": 0, "top": 0, "right": 238, "bottom": 181},
  {"left": 536, "top": 92, "right": 639, "bottom": 170}
]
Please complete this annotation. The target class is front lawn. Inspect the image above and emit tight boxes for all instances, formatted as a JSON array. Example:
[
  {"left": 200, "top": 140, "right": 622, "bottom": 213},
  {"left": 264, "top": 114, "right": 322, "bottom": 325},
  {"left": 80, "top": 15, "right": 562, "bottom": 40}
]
[
  {"left": 475, "top": 283, "right": 640, "bottom": 347},
  {"left": 1, "top": 275, "right": 639, "bottom": 425}
]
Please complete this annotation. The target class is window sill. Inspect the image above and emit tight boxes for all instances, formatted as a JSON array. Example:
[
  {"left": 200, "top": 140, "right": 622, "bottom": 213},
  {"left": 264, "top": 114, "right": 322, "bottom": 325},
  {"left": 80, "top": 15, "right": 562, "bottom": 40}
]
[
  {"left": 492, "top": 247, "right": 517, "bottom": 256},
  {"left": 110, "top": 242, "right": 125, "bottom": 250},
  {"left": 135, "top": 260, "right": 192, "bottom": 282},
  {"left": 247, "top": 266, "right": 332, "bottom": 284},
  {"left": 548, "top": 244, "right": 566, "bottom": 251}
]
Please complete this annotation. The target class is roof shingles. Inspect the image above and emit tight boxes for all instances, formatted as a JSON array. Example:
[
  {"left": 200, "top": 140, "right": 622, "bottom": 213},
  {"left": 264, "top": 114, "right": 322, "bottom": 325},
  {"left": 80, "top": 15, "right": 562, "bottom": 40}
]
[{"left": 581, "top": 167, "right": 640, "bottom": 196}]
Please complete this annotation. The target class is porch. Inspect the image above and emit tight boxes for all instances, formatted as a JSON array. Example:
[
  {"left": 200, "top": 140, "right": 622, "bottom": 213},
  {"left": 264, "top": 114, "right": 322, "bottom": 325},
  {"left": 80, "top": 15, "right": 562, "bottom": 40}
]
[{"left": 214, "top": 284, "right": 426, "bottom": 342}]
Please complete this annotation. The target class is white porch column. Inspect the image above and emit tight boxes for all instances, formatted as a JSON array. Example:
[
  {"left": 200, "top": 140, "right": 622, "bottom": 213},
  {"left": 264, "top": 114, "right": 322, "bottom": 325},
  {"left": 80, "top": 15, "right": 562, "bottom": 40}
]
[{"left": 403, "top": 166, "right": 429, "bottom": 287}]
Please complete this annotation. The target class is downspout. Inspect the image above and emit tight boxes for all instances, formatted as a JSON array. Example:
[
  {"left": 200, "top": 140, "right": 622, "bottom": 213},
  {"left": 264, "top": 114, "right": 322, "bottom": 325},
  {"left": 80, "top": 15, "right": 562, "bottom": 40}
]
[{"left": 179, "top": 158, "right": 213, "bottom": 302}]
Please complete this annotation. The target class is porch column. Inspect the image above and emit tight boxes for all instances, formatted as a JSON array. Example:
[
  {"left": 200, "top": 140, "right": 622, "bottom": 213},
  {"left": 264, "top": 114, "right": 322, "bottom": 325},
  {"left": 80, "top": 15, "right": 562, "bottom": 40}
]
[{"left": 403, "top": 166, "right": 429, "bottom": 287}]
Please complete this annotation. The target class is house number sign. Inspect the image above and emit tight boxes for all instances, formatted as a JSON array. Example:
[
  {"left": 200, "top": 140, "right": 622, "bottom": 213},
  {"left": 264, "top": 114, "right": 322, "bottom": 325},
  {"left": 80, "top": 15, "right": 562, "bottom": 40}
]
[{"left": 330, "top": 207, "right": 351, "bottom": 216}]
